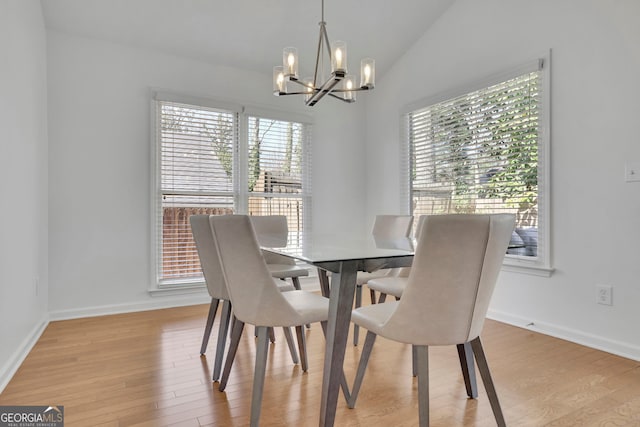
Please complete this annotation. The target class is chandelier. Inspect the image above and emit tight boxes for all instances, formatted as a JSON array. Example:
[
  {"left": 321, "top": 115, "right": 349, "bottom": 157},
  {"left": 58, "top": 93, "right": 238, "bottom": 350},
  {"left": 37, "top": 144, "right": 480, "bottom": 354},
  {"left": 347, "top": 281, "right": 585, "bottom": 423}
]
[{"left": 272, "top": 0, "right": 375, "bottom": 106}]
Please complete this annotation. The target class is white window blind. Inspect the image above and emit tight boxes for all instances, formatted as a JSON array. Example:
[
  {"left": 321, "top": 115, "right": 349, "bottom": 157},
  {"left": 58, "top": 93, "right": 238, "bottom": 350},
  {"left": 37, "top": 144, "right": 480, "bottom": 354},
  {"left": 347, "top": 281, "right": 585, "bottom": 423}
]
[
  {"left": 152, "top": 95, "right": 313, "bottom": 289},
  {"left": 156, "top": 101, "right": 237, "bottom": 285},
  {"left": 247, "top": 116, "right": 311, "bottom": 249},
  {"left": 406, "top": 60, "right": 548, "bottom": 266}
]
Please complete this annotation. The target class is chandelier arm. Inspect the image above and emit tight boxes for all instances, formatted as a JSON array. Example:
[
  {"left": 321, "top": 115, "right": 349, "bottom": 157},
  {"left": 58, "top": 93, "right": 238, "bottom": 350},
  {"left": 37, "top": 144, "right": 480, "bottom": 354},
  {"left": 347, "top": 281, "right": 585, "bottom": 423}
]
[
  {"left": 328, "top": 87, "right": 371, "bottom": 93},
  {"left": 288, "top": 78, "right": 309, "bottom": 87},
  {"left": 305, "top": 74, "right": 342, "bottom": 106},
  {"left": 277, "top": 91, "right": 316, "bottom": 96},
  {"left": 327, "top": 92, "right": 354, "bottom": 103},
  {"left": 321, "top": 22, "right": 332, "bottom": 60},
  {"left": 313, "top": 22, "right": 326, "bottom": 87},
  {"left": 287, "top": 78, "right": 316, "bottom": 95}
]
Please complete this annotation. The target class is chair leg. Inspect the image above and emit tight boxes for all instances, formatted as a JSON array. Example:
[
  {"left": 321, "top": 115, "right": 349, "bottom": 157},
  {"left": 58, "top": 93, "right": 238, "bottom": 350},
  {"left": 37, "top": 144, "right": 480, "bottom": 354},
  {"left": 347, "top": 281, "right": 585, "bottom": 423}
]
[
  {"left": 378, "top": 293, "right": 388, "bottom": 303},
  {"left": 353, "top": 284, "right": 362, "bottom": 346},
  {"left": 470, "top": 337, "right": 506, "bottom": 427},
  {"left": 295, "top": 325, "right": 308, "bottom": 372},
  {"left": 212, "top": 300, "right": 232, "bottom": 381},
  {"left": 369, "top": 288, "right": 377, "bottom": 304},
  {"left": 318, "top": 269, "right": 331, "bottom": 297},
  {"left": 200, "top": 298, "right": 220, "bottom": 355},
  {"left": 457, "top": 342, "right": 478, "bottom": 398},
  {"left": 219, "top": 317, "right": 244, "bottom": 392},
  {"left": 348, "top": 330, "right": 377, "bottom": 408},
  {"left": 414, "top": 345, "right": 429, "bottom": 427},
  {"left": 292, "top": 277, "right": 311, "bottom": 329},
  {"left": 283, "top": 327, "right": 299, "bottom": 365},
  {"left": 250, "top": 327, "right": 270, "bottom": 427}
]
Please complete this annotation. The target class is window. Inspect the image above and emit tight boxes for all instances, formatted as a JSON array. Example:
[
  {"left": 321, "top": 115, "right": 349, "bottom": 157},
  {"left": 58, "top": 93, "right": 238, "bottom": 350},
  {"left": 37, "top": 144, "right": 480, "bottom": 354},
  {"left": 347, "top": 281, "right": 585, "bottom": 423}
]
[
  {"left": 151, "top": 93, "right": 312, "bottom": 289},
  {"left": 403, "top": 57, "right": 551, "bottom": 274},
  {"left": 245, "top": 115, "right": 310, "bottom": 248}
]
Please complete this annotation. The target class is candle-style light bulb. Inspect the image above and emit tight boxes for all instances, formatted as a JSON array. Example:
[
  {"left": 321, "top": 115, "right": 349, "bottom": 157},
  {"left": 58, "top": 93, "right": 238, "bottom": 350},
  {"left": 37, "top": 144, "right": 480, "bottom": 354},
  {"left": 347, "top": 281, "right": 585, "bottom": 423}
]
[
  {"left": 283, "top": 47, "right": 298, "bottom": 78},
  {"left": 343, "top": 74, "right": 356, "bottom": 101},
  {"left": 360, "top": 58, "right": 375, "bottom": 89},
  {"left": 331, "top": 41, "right": 347, "bottom": 74},
  {"left": 273, "top": 66, "right": 286, "bottom": 94}
]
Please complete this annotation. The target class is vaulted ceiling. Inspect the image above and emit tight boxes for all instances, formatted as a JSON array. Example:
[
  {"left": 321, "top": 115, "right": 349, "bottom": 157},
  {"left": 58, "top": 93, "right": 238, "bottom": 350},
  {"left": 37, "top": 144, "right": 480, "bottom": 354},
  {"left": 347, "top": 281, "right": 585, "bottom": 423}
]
[{"left": 41, "top": 0, "right": 456, "bottom": 80}]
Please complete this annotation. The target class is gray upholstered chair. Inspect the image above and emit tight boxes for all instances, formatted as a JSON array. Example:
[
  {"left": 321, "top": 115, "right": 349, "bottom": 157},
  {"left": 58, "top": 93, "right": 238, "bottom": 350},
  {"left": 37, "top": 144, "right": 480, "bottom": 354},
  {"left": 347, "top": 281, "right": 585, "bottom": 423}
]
[
  {"left": 348, "top": 214, "right": 515, "bottom": 427},
  {"left": 190, "top": 215, "right": 299, "bottom": 382},
  {"left": 250, "top": 214, "right": 312, "bottom": 330},
  {"left": 249, "top": 215, "right": 309, "bottom": 291},
  {"left": 353, "top": 214, "right": 413, "bottom": 345},
  {"left": 366, "top": 214, "right": 428, "bottom": 302},
  {"left": 210, "top": 215, "right": 330, "bottom": 427}
]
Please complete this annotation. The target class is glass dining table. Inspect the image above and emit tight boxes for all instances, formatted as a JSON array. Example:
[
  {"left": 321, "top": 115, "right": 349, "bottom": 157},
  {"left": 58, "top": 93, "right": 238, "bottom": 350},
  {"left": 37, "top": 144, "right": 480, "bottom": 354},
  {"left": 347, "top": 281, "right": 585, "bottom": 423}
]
[
  {"left": 263, "top": 233, "right": 478, "bottom": 426},
  {"left": 262, "top": 234, "right": 478, "bottom": 426}
]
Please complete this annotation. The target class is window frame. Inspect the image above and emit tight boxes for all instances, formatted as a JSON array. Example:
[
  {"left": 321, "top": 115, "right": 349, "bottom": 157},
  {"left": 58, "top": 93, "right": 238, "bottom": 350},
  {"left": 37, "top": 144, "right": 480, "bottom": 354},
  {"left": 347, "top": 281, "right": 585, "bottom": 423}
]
[
  {"left": 401, "top": 54, "right": 552, "bottom": 276},
  {"left": 149, "top": 91, "right": 313, "bottom": 293}
]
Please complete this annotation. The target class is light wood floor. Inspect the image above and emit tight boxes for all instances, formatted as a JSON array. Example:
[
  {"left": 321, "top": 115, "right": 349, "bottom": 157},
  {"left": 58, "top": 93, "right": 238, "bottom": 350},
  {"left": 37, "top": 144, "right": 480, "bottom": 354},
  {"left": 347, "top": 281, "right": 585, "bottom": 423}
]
[{"left": 1, "top": 304, "right": 639, "bottom": 426}]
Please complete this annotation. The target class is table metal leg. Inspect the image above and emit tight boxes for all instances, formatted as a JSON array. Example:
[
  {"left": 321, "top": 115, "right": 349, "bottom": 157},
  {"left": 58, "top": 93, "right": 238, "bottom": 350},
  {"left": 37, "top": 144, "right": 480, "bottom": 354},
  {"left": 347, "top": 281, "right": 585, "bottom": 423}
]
[{"left": 319, "top": 260, "right": 358, "bottom": 427}]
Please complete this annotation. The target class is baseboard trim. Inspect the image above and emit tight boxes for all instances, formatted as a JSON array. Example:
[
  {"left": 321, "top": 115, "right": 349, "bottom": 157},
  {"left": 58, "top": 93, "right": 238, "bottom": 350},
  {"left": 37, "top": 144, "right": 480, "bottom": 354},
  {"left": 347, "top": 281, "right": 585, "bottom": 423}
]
[
  {"left": 0, "top": 316, "right": 49, "bottom": 394},
  {"left": 487, "top": 309, "right": 640, "bottom": 362},
  {"left": 49, "top": 294, "right": 211, "bottom": 322}
]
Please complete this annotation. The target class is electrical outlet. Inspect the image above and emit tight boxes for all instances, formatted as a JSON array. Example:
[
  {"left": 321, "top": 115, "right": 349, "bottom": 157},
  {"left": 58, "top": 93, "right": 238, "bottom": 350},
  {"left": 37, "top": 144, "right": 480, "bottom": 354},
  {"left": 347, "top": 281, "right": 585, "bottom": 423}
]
[
  {"left": 625, "top": 162, "right": 640, "bottom": 182},
  {"left": 596, "top": 285, "right": 612, "bottom": 305}
]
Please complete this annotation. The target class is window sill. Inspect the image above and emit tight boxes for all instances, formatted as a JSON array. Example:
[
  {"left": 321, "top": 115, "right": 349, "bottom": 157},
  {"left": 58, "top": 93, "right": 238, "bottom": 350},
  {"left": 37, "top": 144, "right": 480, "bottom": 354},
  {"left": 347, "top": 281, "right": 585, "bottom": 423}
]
[
  {"left": 502, "top": 259, "right": 554, "bottom": 277},
  {"left": 148, "top": 282, "right": 208, "bottom": 297}
]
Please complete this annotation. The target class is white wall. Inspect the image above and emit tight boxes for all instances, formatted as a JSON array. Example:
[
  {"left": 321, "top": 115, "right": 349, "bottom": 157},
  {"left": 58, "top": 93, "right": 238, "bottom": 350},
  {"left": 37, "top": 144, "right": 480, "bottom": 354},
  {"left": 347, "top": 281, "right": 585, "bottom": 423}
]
[
  {"left": 46, "top": 31, "right": 366, "bottom": 316},
  {"left": 311, "top": 100, "right": 368, "bottom": 236},
  {"left": 0, "top": 0, "right": 49, "bottom": 388},
  {"left": 365, "top": 0, "right": 640, "bottom": 358}
]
